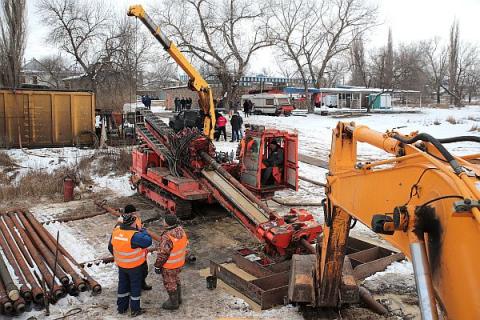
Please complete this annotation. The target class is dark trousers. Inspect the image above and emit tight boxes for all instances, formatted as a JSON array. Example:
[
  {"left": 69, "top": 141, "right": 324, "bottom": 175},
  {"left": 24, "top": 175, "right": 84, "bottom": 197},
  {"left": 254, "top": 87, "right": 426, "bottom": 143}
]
[
  {"left": 215, "top": 127, "right": 227, "bottom": 141},
  {"left": 231, "top": 128, "right": 241, "bottom": 142},
  {"left": 142, "top": 261, "right": 148, "bottom": 284},
  {"left": 262, "top": 167, "right": 273, "bottom": 185},
  {"left": 117, "top": 265, "right": 143, "bottom": 312}
]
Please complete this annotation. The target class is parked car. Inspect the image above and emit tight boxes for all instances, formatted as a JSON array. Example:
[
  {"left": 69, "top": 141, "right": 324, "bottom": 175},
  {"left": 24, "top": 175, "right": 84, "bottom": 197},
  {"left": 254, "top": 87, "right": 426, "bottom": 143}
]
[{"left": 169, "top": 110, "right": 201, "bottom": 132}]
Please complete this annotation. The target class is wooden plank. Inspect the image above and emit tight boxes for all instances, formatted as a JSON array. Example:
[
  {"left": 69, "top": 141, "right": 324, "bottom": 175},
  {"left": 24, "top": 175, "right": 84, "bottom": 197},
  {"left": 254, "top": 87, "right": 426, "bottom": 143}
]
[
  {"left": 288, "top": 254, "right": 315, "bottom": 304},
  {"left": 340, "top": 256, "right": 359, "bottom": 304}
]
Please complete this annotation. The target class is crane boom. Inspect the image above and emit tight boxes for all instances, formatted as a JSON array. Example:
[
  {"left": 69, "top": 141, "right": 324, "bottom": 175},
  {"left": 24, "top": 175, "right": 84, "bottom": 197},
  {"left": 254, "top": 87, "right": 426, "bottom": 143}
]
[{"left": 127, "top": 4, "right": 216, "bottom": 140}]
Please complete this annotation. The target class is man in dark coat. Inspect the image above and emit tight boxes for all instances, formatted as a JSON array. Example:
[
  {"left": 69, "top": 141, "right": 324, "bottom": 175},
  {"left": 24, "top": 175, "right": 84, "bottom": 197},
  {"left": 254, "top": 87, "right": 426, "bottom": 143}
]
[
  {"left": 230, "top": 112, "right": 243, "bottom": 142},
  {"left": 261, "top": 139, "right": 284, "bottom": 185}
]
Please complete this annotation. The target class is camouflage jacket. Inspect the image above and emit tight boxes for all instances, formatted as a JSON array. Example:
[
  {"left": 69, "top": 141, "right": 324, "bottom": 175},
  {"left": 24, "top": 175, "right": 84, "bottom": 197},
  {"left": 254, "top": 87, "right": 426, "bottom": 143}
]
[{"left": 154, "top": 226, "right": 186, "bottom": 268}]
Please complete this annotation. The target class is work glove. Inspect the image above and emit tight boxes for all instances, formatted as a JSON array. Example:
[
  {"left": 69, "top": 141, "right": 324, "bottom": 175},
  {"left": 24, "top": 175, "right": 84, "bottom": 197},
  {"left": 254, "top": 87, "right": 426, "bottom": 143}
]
[{"left": 154, "top": 267, "right": 162, "bottom": 274}]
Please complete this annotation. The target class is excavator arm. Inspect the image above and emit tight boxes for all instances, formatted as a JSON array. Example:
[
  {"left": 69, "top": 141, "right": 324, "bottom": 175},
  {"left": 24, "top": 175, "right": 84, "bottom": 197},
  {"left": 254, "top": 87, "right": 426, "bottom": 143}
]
[
  {"left": 319, "top": 122, "right": 480, "bottom": 320},
  {"left": 127, "top": 5, "right": 216, "bottom": 140}
]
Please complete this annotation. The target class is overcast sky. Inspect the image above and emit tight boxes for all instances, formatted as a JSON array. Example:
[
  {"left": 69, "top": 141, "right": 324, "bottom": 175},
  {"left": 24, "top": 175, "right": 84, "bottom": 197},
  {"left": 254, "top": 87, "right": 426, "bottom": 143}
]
[{"left": 25, "top": 0, "right": 480, "bottom": 75}]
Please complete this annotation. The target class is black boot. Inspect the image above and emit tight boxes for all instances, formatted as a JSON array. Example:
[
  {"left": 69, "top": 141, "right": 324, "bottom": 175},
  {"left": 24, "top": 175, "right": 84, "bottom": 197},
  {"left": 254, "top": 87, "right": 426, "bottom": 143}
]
[
  {"left": 131, "top": 309, "right": 145, "bottom": 317},
  {"left": 177, "top": 284, "right": 182, "bottom": 305},
  {"left": 142, "top": 281, "right": 152, "bottom": 291},
  {"left": 162, "top": 291, "right": 179, "bottom": 310}
]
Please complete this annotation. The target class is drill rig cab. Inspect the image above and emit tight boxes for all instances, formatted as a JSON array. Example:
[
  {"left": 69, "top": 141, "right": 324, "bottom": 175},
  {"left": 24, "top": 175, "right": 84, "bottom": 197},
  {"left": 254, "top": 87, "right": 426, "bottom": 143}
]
[{"left": 238, "top": 125, "right": 299, "bottom": 198}]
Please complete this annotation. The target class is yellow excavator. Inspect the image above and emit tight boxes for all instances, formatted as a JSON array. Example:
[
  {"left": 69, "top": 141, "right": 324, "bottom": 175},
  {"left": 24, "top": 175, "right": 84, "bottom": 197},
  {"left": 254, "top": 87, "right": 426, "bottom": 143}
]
[
  {"left": 316, "top": 122, "right": 480, "bottom": 319},
  {"left": 127, "top": 5, "right": 216, "bottom": 140}
]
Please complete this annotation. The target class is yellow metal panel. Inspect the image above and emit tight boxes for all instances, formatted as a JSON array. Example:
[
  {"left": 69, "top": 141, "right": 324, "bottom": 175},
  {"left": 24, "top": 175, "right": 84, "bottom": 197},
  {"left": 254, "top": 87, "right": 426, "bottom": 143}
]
[
  {"left": 53, "top": 94, "right": 72, "bottom": 144},
  {"left": 4, "top": 92, "right": 26, "bottom": 147},
  {"left": 72, "top": 94, "right": 94, "bottom": 144},
  {"left": 0, "top": 92, "right": 5, "bottom": 147},
  {"left": 30, "top": 93, "right": 52, "bottom": 145},
  {"left": 0, "top": 89, "right": 94, "bottom": 147}
]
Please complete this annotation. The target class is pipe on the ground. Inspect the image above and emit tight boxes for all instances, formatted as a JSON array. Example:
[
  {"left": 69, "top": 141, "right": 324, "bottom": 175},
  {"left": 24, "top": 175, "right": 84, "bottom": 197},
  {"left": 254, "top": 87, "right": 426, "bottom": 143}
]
[
  {"left": 43, "top": 210, "right": 108, "bottom": 224},
  {"left": 23, "top": 211, "right": 87, "bottom": 292},
  {"left": 200, "top": 151, "right": 277, "bottom": 220},
  {"left": 7, "top": 213, "right": 64, "bottom": 301},
  {"left": 12, "top": 296, "right": 25, "bottom": 314},
  {"left": 94, "top": 201, "right": 163, "bottom": 242},
  {"left": 0, "top": 221, "right": 32, "bottom": 301},
  {"left": 0, "top": 248, "right": 19, "bottom": 302},
  {"left": 0, "top": 216, "right": 43, "bottom": 303},
  {"left": 271, "top": 197, "right": 324, "bottom": 207},
  {"left": 358, "top": 286, "right": 388, "bottom": 315},
  {"left": 299, "top": 176, "right": 326, "bottom": 187},
  {"left": 0, "top": 277, "right": 13, "bottom": 315},
  {"left": 15, "top": 212, "right": 70, "bottom": 287},
  {"left": 41, "top": 225, "right": 102, "bottom": 295}
]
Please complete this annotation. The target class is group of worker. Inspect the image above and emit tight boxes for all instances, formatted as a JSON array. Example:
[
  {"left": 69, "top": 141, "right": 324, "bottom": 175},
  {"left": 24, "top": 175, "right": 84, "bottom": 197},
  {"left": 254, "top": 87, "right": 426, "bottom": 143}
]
[
  {"left": 109, "top": 205, "right": 188, "bottom": 317},
  {"left": 174, "top": 97, "right": 193, "bottom": 112},
  {"left": 214, "top": 111, "right": 244, "bottom": 142}
]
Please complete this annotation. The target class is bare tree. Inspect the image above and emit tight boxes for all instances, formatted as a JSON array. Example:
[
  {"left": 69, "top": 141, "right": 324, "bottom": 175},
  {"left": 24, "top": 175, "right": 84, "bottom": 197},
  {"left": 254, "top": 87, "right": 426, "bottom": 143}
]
[
  {"left": 38, "top": 0, "right": 153, "bottom": 109},
  {"left": 37, "top": 0, "right": 111, "bottom": 93},
  {"left": 444, "top": 20, "right": 479, "bottom": 106},
  {"left": 0, "top": 0, "right": 27, "bottom": 87},
  {"left": 268, "top": 0, "right": 377, "bottom": 111},
  {"left": 36, "top": 54, "right": 70, "bottom": 88},
  {"left": 155, "top": 0, "right": 272, "bottom": 109},
  {"left": 421, "top": 37, "right": 448, "bottom": 104},
  {"left": 267, "top": 0, "right": 316, "bottom": 95},
  {"left": 384, "top": 28, "right": 394, "bottom": 88},
  {"left": 448, "top": 20, "right": 460, "bottom": 105},
  {"left": 350, "top": 34, "right": 368, "bottom": 86}
]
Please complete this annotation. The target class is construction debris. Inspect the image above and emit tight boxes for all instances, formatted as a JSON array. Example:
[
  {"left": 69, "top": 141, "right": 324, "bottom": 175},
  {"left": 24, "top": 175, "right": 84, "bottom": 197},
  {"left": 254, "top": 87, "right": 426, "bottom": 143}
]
[{"left": 0, "top": 209, "right": 101, "bottom": 316}]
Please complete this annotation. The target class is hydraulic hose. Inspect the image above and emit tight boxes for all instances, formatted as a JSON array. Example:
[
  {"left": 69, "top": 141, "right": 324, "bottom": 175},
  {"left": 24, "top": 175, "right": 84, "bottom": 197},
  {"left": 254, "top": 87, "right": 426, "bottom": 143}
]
[
  {"left": 437, "top": 136, "right": 480, "bottom": 144},
  {"left": 393, "top": 133, "right": 463, "bottom": 175}
]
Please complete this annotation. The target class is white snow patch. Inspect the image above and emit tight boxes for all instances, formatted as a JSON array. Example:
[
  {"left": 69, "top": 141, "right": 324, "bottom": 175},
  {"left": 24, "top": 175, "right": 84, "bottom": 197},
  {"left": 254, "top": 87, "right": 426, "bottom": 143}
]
[
  {"left": 43, "top": 222, "right": 97, "bottom": 263},
  {"left": 91, "top": 174, "right": 135, "bottom": 197},
  {"left": 365, "top": 260, "right": 414, "bottom": 281}
]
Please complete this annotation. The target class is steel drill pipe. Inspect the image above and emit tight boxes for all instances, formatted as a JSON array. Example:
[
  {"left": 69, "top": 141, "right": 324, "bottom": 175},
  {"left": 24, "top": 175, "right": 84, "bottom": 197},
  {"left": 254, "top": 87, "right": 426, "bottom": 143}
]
[
  {"left": 0, "top": 277, "right": 13, "bottom": 315},
  {"left": 95, "top": 201, "right": 163, "bottom": 242},
  {"left": 8, "top": 213, "right": 64, "bottom": 300},
  {"left": 23, "top": 211, "right": 87, "bottom": 292},
  {"left": 0, "top": 216, "right": 43, "bottom": 303},
  {"left": 200, "top": 151, "right": 278, "bottom": 220},
  {"left": 2, "top": 215, "right": 33, "bottom": 268},
  {"left": 0, "top": 250, "right": 19, "bottom": 302},
  {"left": 0, "top": 229, "right": 31, "bottom": 301},
  {"left": 0, "top": 235, "right": 32, "bottom": 301},
  {"left": 15, "top": 213, "right": 70, "bottom": 286},
  {"left": 40, "top": 220, "right": 102, "bottom": 295},
  {"left": 12, "top": 296, "right": 25, "bottom": 315}
]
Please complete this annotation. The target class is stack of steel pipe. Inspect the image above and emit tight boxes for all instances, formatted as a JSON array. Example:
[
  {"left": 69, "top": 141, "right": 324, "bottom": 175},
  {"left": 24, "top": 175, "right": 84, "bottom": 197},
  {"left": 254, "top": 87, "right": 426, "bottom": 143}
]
[{"left": 0, "top": 209, "right": 101, "bottom": 316}]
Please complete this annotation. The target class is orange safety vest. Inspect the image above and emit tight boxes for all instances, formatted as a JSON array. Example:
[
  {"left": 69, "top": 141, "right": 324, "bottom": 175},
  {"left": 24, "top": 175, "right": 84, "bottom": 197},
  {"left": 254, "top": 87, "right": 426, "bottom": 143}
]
[
  {"left": 111, "top": 226, "right": 147, "bottom": 269},
  {"left": 163, "top": 231, "right": 188, "bottom": 270},
  {"left": 134, "top": 214, "right": 143, "bottom": 229}
]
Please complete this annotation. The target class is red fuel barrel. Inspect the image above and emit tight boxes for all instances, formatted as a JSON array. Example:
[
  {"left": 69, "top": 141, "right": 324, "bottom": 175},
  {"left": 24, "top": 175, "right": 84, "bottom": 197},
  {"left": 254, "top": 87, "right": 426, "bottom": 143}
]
[{"left": 63, "top": 177, "right": 75, "bottom": 202}]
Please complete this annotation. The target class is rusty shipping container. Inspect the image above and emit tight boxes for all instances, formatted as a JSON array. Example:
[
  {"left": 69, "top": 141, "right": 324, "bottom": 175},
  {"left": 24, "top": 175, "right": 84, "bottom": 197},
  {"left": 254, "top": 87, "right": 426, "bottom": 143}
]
[{"left": 0, "top": 89, "right": 95, "bottom": 148}]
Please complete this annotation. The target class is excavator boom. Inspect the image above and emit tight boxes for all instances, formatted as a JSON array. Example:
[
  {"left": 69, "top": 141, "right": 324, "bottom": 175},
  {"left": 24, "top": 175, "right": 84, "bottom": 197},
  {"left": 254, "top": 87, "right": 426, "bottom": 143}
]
[
  {"left": 128, "top": 4, "right": 216, "bottom": 140},
  {"left": 319, "top": 122, "right": 480, "bottom": 319}
]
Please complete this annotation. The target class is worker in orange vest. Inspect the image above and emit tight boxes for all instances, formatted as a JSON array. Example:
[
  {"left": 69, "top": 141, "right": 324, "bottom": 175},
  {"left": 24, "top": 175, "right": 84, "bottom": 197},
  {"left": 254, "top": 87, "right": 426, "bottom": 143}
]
[
  {"left": 123, "top": 204, "right": 152, "bottom": 291},
  {"left": 154, "top": 214, "right": 189, "bottom": 310},
  {"left": 108, "top": 213, "right": 152, "bottom": 317}
]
